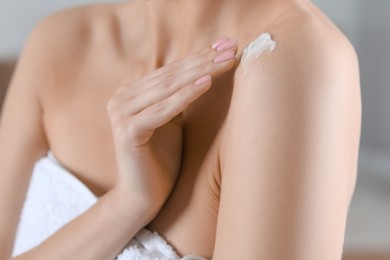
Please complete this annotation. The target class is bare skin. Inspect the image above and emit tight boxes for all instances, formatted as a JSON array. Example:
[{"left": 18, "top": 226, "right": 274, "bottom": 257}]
[{"left": 0, "top": 0, "right": 361, "bottom": 259}]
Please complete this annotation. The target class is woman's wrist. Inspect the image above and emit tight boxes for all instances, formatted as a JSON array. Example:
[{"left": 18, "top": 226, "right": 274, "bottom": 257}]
[
  {"left": 112, "top": 143, "right": 175, "bottom": 217},
  {"left": 102, "top": 187, "right": 157, "bottom": 230}
]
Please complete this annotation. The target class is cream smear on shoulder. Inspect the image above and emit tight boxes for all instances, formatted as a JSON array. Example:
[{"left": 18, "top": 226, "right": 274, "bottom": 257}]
[{"left": 241, "top": 33, "right": 277, "bottom": 70}]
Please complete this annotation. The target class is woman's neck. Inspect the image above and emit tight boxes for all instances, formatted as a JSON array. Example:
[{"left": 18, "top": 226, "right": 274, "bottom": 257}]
[{"left": 135, "top": 0, "right": 299, "bottom": 66}]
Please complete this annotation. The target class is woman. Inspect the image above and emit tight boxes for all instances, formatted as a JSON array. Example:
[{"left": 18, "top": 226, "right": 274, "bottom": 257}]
[{"left": 0, "top": 0, "right": 361, "bottom": 259}]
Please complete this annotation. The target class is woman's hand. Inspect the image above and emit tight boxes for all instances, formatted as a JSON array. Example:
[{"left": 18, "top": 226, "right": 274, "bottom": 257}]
[{"left": 107, "top": 37, "right": 238, "bottom": 220}]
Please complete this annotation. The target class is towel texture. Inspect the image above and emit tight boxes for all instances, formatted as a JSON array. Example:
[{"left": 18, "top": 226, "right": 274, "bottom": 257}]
[{"left": 12, "top": 152, "right": 206, "bottom": 260}]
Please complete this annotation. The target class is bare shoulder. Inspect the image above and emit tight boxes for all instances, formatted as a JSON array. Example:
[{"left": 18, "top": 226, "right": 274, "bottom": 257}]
[
  {"left": 236, "top": 5, "right": 360, "bottom": 90},
  {"left": 25, "top": 3, "right": 123, "bottom": 66},
  {"left": 230, "top": 4, "right": 362, "bottom": 128}
]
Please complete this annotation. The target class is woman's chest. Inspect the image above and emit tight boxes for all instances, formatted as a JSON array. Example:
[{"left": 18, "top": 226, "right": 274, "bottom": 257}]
[
  {"left": 43, "top": 57, "right": 234, "bottom": 187},
  {"left": 43, "top": 63, "right": 234, "bottom": 257}
]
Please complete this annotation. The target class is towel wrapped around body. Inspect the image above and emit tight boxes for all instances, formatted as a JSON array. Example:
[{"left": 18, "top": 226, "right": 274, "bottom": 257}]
[{"left": 12, "top": 152, "right": 206, "bottom": 260}]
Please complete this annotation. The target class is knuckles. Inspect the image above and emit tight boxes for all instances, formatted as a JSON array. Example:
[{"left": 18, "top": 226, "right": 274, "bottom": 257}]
[
  {"left": 107, "top": 91, "right": 149, "bottom": 147},
  {"left": 106, "top": 97, "right": 117, "bottom": 114},
  {"left": 151, "top": 101, "right": 167, "bottom": 114},
  {"left": 109, "top": 112, "right": 143, "bottom": 146}
]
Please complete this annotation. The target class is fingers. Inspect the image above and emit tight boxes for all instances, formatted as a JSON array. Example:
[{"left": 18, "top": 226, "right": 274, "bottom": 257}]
[
  {"left": 142, "top": 38, "right": 236, "bottom": 84},
  {"left": 122, "top": 54, "right": 236, "bottom": 116},
  {"left": 116, "top": 38, "right": 238, "bottom": 116},
  {"left": 118, "top": 38, "right": 238, "bottom": 98},
  {"left": 132, "top": 74, "right": 213, "bottom": 135}
]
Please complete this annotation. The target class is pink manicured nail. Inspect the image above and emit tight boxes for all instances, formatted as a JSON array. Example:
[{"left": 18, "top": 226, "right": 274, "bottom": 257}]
[
  {"left": 195, "top": 75, "right": 212, "bottom": 86},
  {"left": 214, "top": 51, "right": 236, "bottom": 64},
  {"left": 216, "top": 39, "right": 237, "bottom": 52},
  {"left": 211, "top": 37, "right": 230, "bottom": 49}
]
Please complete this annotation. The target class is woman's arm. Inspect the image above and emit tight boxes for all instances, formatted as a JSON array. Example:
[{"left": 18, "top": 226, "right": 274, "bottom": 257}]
[
  {"left": 0, "top": 10, "right": 239, "bottom": 259},
  {"left": 213, "top": 29, "right": 361, "bottom": 259},
  {"left": 0, "top": 16, "right": 50, "bottom": 259}
]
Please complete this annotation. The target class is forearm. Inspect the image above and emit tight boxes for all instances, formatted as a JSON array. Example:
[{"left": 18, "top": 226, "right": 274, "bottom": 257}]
[
  {"left": 114, "top": 143, "right": 177, "bottom": 209},
  {"left": 9, "top": 189, "right": 153, "bottom": 260}
]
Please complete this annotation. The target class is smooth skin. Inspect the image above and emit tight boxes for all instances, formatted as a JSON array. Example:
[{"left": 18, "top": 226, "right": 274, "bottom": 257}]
[{"left": 0, "top": 0, "right": 361, "bottom": 259}]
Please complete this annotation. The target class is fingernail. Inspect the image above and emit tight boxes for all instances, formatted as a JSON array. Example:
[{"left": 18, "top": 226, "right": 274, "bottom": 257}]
[
  {"left": 216, "top": 39, "right": 237, "bottom": 52},
  {"left": 195, "top": 75, "right": 212, "bottom": 86},
  {"left": 211, "top": 37, "right": 230, "bottom": 49},
  {"left": 214, "top": 51, "right": 236, "bottom": 64}
]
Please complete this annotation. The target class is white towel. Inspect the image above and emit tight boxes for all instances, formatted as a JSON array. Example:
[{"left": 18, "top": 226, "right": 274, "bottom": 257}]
[{"left": 12, "top": 152, "right": 206, "bottom": 260}]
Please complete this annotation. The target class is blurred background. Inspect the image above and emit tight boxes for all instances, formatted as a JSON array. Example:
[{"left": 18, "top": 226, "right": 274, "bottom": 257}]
[{"left": 0, "top": 0, "right": 389, "bottom": 259}]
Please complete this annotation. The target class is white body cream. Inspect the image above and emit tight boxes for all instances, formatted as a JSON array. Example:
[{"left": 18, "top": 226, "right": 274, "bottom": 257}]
[{"left": 241, "top": 33, "right": 277, "bottom": 66}]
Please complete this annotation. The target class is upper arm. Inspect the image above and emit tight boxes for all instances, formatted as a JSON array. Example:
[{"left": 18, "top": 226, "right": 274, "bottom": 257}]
[
  {"left": 213, "top": 29, "right": 361, "bottom": 259},
  {"left": 0, "top": 16, "right": 57, "bottom": 258}
]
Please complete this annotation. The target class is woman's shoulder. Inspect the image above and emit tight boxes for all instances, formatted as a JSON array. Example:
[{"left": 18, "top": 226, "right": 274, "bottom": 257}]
[
  {"left": 27, "top": 3, "right": 123, "bottom": 59},
  {"left": 239, "top": 4, "right": 358, "bottom": 78},
  {"left": 226, "top": 4, "right": 361, "bottom": 154},
  {"left": 234, "top": 3, "right": 360, "bottom": 102}
]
